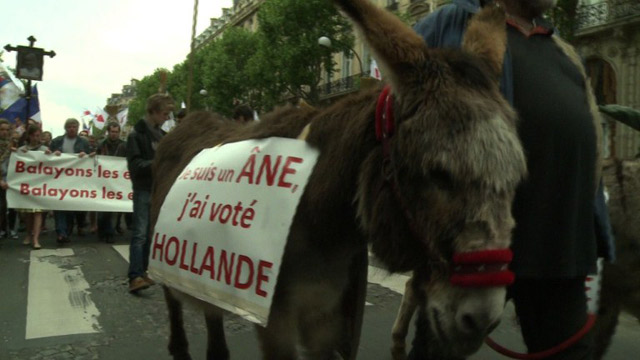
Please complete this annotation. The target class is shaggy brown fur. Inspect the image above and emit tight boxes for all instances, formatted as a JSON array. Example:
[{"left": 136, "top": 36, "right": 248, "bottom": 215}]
[
  {"left": 151, "top": 1, "right": 526, "bottom": 359},
  {"left": 594, "top": 159, "right": 640, "bottom": 359}
]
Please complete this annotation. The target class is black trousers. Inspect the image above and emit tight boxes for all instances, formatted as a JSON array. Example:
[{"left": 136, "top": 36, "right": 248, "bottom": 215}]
[{"left": 509, "top": 277, "right": 593, "bottom": 360}]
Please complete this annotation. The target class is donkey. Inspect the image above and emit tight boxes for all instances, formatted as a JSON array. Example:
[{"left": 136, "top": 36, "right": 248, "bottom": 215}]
[
  {"left": 150, "top": 0, "right": 526, "bottom": 359},
  {"left": 593, "top": 158, "right": 640, "bottom": 359}
]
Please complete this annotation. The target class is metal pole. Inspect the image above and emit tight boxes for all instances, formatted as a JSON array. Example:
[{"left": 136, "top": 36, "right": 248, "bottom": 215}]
[
  {"left": 25, "top": 80, "right": 32, "bottom": 123},
  {"left": 348, "top": 46, "right": 364, "bottom": 77},
  {"left": 186, "top": 0, "right": 199, "bottom": 112}
]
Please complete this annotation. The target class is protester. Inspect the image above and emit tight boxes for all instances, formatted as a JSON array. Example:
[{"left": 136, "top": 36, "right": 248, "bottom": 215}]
[
  {"left": 232, "top": 104, "right": 254, "bottom": 123},
  {"left": 0, "top": 118, "right": 12, "bottom": 238},
  {"left": 96, "top": 121, "right": 127, "bottom": 243},
  {"left": 41, "top": 131, "right": 52, "bottom": 147},
  {"left": 126, "top": 93, "right": 174, "bottom": 293},
  {"left": 48, "top": 118, "right": 93, "bottom": 243},
  {"left": 407, "top": 1, "right": 614, "bottom": 359},
  {"left": 15, "top": 125, "right": 49, "bottom": 249}
]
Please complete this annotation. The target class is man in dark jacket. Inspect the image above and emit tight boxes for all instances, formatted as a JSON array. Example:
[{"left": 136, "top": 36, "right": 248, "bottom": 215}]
[
  {"left": 49, "top": 118, "right": 93, "bottom": 243},
  {"left": 126, "top": 93, "right": 174, "bottom": 293},
  {"left": 409, "top": 1, "right": 614, "bottom": 359},
  {"left": 96, "top": 121, "right": 127, "bottom": 243}
]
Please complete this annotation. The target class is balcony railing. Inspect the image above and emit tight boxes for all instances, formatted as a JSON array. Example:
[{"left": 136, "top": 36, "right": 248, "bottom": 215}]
[
  {"left": 319, "top": 74, "right": 363, "bottom": 99},
  {"left": 576, "top": 0, "right": 640, "bottom": 30}
]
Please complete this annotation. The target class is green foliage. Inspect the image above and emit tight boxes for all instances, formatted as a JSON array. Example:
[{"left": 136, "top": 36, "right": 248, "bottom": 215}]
[
  {"left": 127, "top": 0, "right": 355, "bottom": 116},
  {"left": 253, "top": 0, "right": 353, "bottom": 107},
  {"left": 548, "top": 0, "right": 580, "bottom": 40},
  {"left": 127, "top": 69, "right": 167, "bottom": 125},
  {"left": 201, "top": 27, "right": 260, "bottom": 116}
]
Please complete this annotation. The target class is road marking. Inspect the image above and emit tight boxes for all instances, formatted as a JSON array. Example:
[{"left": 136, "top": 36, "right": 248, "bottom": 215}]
[
  {"left": 112, "top": 244, "right": 129, "bottom": 263},
  {"left": 26, "top": 249, "right": 101, "bottom": 339},
  {"left": 367, "top": 266, "right": 409, "bottom": 295}
]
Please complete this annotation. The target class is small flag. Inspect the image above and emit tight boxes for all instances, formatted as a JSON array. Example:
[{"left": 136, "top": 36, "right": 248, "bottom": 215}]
[
  {"left": 93, "top": 107, "right": 108, "bottom": 130},
  {"left": 116, "top": 108, "right": 128, "bottom": 126},
  {"left": 0, "top": 60, "right": 23, "bottom": 112},
  {"left": 370, "top": 58, "right": 382, "bottom": 80},
  {"left": 0, "top": 84, "right": 40, "bottom": 125}
]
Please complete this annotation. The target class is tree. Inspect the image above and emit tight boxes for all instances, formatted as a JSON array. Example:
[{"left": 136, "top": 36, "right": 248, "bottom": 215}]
[
  {"left": 200, "top": 27, "right": 260, "bottom": 116},
  {"left": 127, "top": 69, "right": 168, "bottom": 125},
  {"left": 549, "top": 0, "right": 580, "bottom": 40},
  {"left": 251, "top": 0, "right": 354, "bottom": 107}
]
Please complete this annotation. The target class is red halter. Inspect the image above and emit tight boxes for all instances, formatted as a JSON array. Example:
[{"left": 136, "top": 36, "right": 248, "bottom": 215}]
[{"left": 374, "top": 86, "right": 514, "bottom": 288}]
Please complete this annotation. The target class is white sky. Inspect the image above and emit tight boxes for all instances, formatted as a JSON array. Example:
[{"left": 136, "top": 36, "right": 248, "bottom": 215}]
[{"left": 1, "top": 0, "right": 233, "bottom": 137}]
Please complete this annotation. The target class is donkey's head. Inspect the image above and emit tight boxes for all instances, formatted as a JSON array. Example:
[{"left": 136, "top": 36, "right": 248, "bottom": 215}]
[{"left": 333, "top": 0, "right": 527, "bottom": 356}]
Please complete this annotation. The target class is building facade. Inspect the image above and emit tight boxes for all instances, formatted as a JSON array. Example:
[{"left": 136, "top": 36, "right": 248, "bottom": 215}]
[{"left": 575, "top": 0, "right": 640, "bottom": 159}]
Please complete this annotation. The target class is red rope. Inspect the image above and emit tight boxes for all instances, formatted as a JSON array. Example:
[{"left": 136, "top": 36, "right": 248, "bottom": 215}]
[{"left": 485, "top": 314, "right": 597, "bottom": 359}]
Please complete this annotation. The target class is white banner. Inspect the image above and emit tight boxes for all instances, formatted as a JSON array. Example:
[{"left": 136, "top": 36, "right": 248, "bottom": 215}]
[
  {"left": 149, "top": 138, "right": 319, "bottom": 325},
  {"left": 7, "top": 151, "right": 133, "bottom": 212}
]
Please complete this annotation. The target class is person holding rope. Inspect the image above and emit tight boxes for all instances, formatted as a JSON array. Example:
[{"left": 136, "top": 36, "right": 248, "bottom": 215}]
[{"left": 409, "top": 0, "right": 614, "bottom": 359}]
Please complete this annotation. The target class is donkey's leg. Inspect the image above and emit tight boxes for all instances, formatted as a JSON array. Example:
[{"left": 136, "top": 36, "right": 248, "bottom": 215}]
[
  {"left": 163, "top": 286, "right": 192, "bottom": 360},
  {"left": 255, "top": 308, "right": 297, "bottom": 360},
  {"left": 204, "top": 306, "right": 229, "bottom": 360},
  {"left": 391, "top": 275, "right": 418, "bottom": 360},
  {"left": 297, "top": 287, "right": 345, "bottom": 360}
]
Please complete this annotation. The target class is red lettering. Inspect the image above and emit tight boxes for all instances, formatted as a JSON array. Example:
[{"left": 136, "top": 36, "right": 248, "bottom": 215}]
[
  {"left": 278, "top": 157, "right": 303, "bottom": 188},
  {"left": 219, "top": 205, "right": 232, "bottom": 223},
  {"left": 152, "top": 233, "right": 165, "bottom": 261},
  {"left": 256, "top": 260, "right": 273, "bottom": 297},
  {"left": 256, "top": 155, "right": 281, "bottom": 186},
  {"left": 236, "top": 154, "right": 256, "bottom": 184},
  {"left": 179, "top": 239, "right": 189, "bottom": 270},
  {"left": 199, "top": 246, "right": 215, "bottom": 279},
  {"left": 189, "top": 242, "right": 200, "bottom": 274},
  {"left": 165, "top": 237, "right": 180, "bottom": 266},
  {"left": 234, "top": 255, "right": 254, "bottom": 290},
  {"left": 15, "top": 161, "right": 25, "bottom": 173},
  {"left": 20, "top": 183, "right": 29, "bottom": 195},
  {"left": 217, "top": 250, "right": 235, "bottom": 285}
]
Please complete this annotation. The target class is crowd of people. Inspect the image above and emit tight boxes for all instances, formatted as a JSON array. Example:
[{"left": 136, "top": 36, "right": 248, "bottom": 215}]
[{"left": 0, "top": 99, "right": 255, "bottom": 294}]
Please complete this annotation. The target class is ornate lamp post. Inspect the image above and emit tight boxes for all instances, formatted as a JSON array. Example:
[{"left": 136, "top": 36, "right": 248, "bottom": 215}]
[{"left": 4, "top": 36, "right": 56, "bottom": 123}]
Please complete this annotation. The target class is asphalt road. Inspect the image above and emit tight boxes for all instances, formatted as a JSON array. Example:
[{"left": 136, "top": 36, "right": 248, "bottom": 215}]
[{"left": 0, "top": 220, "right": 638, "bottom": 360}]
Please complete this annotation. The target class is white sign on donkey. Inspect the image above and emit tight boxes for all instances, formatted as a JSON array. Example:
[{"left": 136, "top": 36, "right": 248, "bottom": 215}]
[{"left": 149, "top": 138, "right": 319, "bottom": 325}]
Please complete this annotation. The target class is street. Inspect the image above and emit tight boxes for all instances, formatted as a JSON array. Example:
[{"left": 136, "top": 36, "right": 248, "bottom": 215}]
[{"left": 1, "top": 221, "right": 638, "bottom": 360}]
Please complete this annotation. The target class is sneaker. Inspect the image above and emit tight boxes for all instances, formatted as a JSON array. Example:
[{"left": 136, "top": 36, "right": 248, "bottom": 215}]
[
  {"left": 128, "top": 277, "right": 150, "bottom": 293},
  {"left": 143, "top": 272, "right": 156, "bottom": 286},
  {"left": 10, "top": 231, "right": 18, "bottom": 239},
  {"left": 0, "top": 230, "right": 6, "bottom": 238}
]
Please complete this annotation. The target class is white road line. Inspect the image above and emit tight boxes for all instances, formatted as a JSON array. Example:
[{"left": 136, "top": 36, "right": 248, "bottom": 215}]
[
  {"left": 112, "top": 244, "right": 129, "bottom": 263},
  {"left": 367, "top": 266, "right": 409, "bottom": 295},
  {"left": 26, "top": 249, "right": 101, "bottom": 340}
]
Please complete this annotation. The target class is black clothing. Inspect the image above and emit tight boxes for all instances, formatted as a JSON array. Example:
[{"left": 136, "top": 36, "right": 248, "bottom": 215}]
[
  {"left": 507, "top": 26, "right": 598, "bottom": 278},
  {"left": 97, "top": 138, "right": 127, "bottom": 157},
  {"left": 510, "top": 278, "right": 593, "bottom": 360},
  {"left": 126, "top": 119, "right": 165, "bottom": 191},
  {"left": 49, "top": 135, "right": 91, "bottom": 154}
]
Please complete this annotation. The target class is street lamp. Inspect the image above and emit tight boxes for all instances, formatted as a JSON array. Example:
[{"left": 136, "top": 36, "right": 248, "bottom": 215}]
[
  {"left": 4, "top": 36, "right": 55, "bottom": 123},
  {"left": 318, "top": 36, "right": 365, "bottom": 76},
  {"left": 199, "top": 89, "right": 208, "bottom": 96}
]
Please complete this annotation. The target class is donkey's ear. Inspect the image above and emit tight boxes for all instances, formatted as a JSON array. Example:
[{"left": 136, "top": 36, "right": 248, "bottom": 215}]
[
  {"left": 332, "top": 0, "right": 428, "bottom": 91},
  {"left": 462, "top": 5, "right": 507, "bottom": 79}
]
